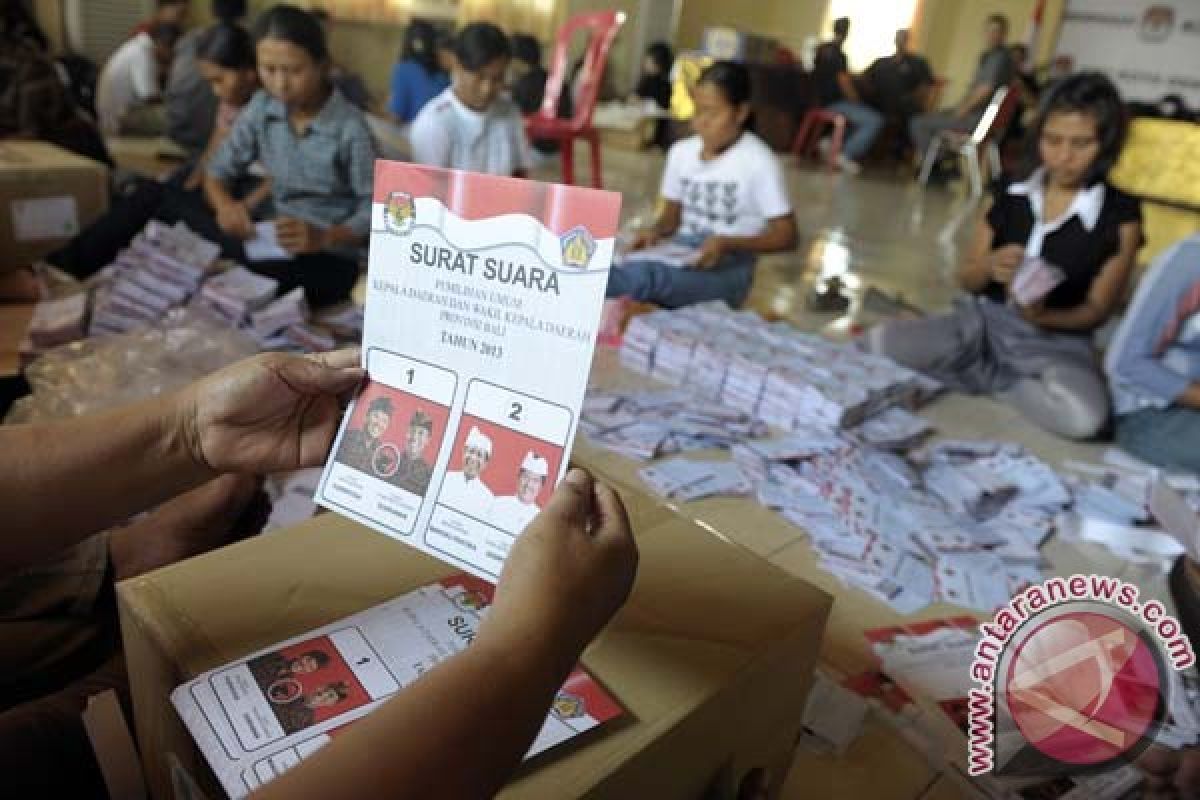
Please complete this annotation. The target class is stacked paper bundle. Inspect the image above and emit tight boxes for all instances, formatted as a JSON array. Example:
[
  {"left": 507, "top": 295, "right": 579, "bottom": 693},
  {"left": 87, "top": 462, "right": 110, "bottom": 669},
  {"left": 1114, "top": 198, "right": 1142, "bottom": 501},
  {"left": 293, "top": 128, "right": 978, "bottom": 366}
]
[
  {"left": 196, "top": 266, "right": 279, "bottom": 324},
  {"left": 618, "top": 303, "right": 939, "bottom": 431},
  {"left": 581, "top": 388, "right": 765, "bottom": 461},
  {"left": 284, "top": 322, "right": 336, "bottom": 352},
  {"left": 89, "top": 221, "right": 218, "bottom": 336},
  {"left": 638, "top": 458, "right": 753, "bottom": 502},
  {"left": 27, "top": 293, "right": 88, "bottom": 349},
  {"left": 249, "top": 287, "right": 309, "bottom": 345}
]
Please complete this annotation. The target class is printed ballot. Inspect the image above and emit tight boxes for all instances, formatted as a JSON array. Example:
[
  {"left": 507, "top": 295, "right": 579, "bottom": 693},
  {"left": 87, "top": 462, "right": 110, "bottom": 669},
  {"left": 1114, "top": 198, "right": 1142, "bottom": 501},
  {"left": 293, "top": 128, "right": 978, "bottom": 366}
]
[
  {"left": 316, "top": 162, "right": 620, "bottom": 581},
  {"left": 172, "top": 574, "right": 623, "bottom": 799}
]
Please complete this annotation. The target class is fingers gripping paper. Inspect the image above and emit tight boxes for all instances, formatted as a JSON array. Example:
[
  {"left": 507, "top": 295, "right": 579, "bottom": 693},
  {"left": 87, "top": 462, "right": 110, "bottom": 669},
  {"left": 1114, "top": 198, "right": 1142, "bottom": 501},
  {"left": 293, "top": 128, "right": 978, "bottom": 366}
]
[{"left": 316, "top": 163, "right": 621, "bottom": 581}]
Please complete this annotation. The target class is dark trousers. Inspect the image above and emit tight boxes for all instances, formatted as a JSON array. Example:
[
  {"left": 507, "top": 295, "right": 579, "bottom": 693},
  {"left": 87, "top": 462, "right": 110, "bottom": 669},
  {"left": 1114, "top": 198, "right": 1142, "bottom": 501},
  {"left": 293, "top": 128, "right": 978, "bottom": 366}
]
[{"left": 48, "top": 179, "right": 359, "bottom": 309}]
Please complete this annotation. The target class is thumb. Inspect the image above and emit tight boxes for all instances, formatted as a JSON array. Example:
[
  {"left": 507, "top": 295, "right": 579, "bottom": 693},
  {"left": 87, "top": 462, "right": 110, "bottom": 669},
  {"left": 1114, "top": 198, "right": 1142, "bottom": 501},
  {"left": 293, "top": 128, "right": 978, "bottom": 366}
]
[
  {"left": 542, "top": 468, "right": 593, "bottom": 528},
  {"left": 276, "top": 355, "right": 364, "bottom": 396}
]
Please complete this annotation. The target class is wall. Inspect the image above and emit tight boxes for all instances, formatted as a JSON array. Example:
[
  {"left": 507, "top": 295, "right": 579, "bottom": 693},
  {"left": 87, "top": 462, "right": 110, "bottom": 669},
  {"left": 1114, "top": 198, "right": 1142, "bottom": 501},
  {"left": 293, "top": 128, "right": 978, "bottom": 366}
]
[
  {"left": 915, "top": 0, "right": 1067, "bottom": 105},
  {"left": 675, "top": 0, "right": 828, "bottom": 56}
]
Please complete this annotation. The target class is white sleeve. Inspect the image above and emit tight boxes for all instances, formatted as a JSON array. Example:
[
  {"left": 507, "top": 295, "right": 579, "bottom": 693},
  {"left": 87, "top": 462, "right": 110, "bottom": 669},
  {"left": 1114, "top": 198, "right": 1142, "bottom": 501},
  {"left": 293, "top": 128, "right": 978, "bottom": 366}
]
[
  {"left": 660, "top": 144, "right": 685, "bottom": 202},
  {"left": 511, "top": 110, "right": 532, "bottom": 173},
  {"left": 751, "top": 150, "right": 792, "bottom": 219},
  {"left": 409, "top": 110, "right": 451, "bottom": 168},
  {"left": 132, "top": 46, "right": 159, "bottom": 100}
]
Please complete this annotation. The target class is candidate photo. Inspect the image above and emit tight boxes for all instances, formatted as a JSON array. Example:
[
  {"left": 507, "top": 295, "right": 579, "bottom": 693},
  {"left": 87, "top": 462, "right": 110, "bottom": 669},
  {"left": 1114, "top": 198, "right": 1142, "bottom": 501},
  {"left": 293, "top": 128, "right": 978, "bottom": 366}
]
[
  {"left": 439, "top": 426, "right": 495, "bottom": 513},
  {"left": 335, "top": 383, "right": 449, "bottom": 495},
  {"left": 335, "top": 395, "right": 396, "bottom": 477},
  {"left": 489, "top": 451, "right": 549, "bottom": 534}
]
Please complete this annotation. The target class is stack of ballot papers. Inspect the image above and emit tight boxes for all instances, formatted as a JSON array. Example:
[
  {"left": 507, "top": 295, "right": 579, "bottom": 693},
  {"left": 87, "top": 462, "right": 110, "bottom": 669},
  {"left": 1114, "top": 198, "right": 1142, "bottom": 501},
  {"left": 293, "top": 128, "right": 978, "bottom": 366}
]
[
  {"left": 172, "top": 575, "right": 623, "bottom": 798},
  {"left": 617, "top": 302, "right": 940, "bottom": 430},
  {"left": 249, "top": 288, "right": 310, "bottom": 345},
  {"left": 639, "top": 458, "right": 752, "bottom": 502},
  {"left": 89, "top": 221, "right": 218, "bottom": 336},
  {"left": 26, "top": 292, "right": 88, "bottom": 349},
  {"left": 581, "top": 388, "right": 766, "bottom": 460},
  {"left": 196, "top": 266, "right": 279, "bottom": 324}
]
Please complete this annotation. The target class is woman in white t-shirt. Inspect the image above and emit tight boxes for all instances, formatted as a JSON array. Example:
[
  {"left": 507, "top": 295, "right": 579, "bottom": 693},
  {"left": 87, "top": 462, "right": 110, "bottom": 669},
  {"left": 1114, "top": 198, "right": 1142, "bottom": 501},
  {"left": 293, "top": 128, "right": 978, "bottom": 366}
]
[
  {"left": 409, "top": 22, "right": 530, "bottom": 177},
  {"left": 608, "top": 61, "right": 797, "bottom": 308}
]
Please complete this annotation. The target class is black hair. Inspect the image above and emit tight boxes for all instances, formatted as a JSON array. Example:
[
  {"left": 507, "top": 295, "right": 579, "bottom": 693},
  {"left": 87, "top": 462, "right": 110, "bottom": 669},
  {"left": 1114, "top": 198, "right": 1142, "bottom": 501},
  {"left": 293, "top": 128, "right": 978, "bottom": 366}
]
[
  {"left": 295, "top": 650, "right": 330, "bottom": 667},
  {"left": 644, "top": 41, "right": 673, "bottom": 75},
  {"left": 510, "top": 33, "right": 541, "bottom": 68},
  {"left": 402, "top": 19, "right": 439, "bottom": 74},
  {"left": 310, "top": 9, "right": 330, "bottom": 24},
  {"left": 211, "top": 0, "right": 247, "bottom": 22},
  {"left": 253, "top": 4, "right": 328, "bottom": 63},
  {"left": 197, "top": 22, "right": 254, "bottom": 69},
  {"left": 149, "top": 22, "right": 182, "bottom": 47},
  {"left": 454, "top": 21, "right": 510, "bottom": 72},
  {"left": 697, "top": 60, "right": 754, "bottom": 131},
  {"left": 833, "top": 17, "right": 850, "bottom": 37},
  {"left": 368, "top": 396, "right": 394, "bottom": 416},
  {"left": 1, "top": 0, "right": 49, "bottom": 50},
  {"left": 156, "top": 0, "right": 187, "bottom": 8},
  {"left": 1027, "top": 71, "right": 1127, "bottom": 185},
  {"left": 986, "top": 13, "right": 1009, "bottom": 31}
]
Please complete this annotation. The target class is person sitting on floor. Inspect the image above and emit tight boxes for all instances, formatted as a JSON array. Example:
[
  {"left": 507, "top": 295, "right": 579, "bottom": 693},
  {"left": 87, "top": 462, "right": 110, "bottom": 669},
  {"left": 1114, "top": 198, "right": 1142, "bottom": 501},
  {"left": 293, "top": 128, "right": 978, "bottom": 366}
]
[
  {"left": 388, "top": 19, "right": 451, "bottom": 125},
  {"left": 165, "top": 0, "right": 249, "bottom": 155},
  {"left": 1106, "top": 233, "right": 1200, "bottom": 475},
  {"left": 866, "top": 72, "right": 1142, "bottom": 441},
  {"left": 909, "top": 13, "right": 1014, "bottom": 170},
  {"left": 607, "top": 60, "right": 798, "bottom": 310},
  {"left": 0, "top": 346, "right": 637, "bottom": 798},
  {"left": 33, "top": 20, "right": 266, "bottom": 287},
  {"left": 410, "top": 21, "right": 531, "bottom": 177},
  {"left": 205, "top": 4, "right": 377, "bottom": 308},
  {"left": 133, "top": 0, "right": 189, "bottom": 37},
  {"left": 96, "top": 21, "right": 181, "bottom": 134},
  {"left": 811, "top": 16, "right": 883, "bottom": 174},
  {"left": 633, "top": 41, "right": 674, "bottom": 150}
]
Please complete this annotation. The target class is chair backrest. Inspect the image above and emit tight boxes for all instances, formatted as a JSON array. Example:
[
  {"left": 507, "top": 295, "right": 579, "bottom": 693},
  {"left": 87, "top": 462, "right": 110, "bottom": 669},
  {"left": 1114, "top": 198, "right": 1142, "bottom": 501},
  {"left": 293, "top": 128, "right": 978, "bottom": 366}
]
[
  {"left": 539, "top": 10, "right": 626, "bottom": 130},
  {"left": 970, "top": 82, "right": 1021, "bottom": 144}
]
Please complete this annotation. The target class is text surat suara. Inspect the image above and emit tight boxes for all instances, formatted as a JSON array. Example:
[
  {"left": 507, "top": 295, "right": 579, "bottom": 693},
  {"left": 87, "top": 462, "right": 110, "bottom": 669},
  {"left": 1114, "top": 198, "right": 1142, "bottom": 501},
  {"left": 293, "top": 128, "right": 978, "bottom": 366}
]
[{"left": 407, "top": 241, "right": 566, "bottom": 295}]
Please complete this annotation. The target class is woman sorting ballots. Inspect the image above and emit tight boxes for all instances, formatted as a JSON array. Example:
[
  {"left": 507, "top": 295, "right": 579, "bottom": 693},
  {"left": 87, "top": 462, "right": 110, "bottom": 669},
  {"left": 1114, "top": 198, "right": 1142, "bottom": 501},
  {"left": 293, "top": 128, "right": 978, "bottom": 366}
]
[
  {"left": 0, "top": 347, "right": 637, "bottom": 797},
  {"left": 606, "top": 60, "right": 798, "bottom": 309},
  {"left": 409, "top": 22, "right": 532, "bottom": 178},
  {"left": 27, "top": 22, "right": 263, "bottom": 287},
  {"left": 205, "top": 4, "right": 378, "bottom": 307},
  {"left": 865, "top": 72, "right": 1142, "bottom": 440}
]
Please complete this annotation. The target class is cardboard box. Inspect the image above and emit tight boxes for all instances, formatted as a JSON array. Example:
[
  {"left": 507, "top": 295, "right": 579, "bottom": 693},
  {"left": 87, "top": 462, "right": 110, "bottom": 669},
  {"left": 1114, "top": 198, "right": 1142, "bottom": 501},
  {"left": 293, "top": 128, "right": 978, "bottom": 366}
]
[
  {"left": 0, "top": 140, "right": 109, "bottom": 267},
  {"left": 118, "top": 507, "right": 831, "bottom": 799}
]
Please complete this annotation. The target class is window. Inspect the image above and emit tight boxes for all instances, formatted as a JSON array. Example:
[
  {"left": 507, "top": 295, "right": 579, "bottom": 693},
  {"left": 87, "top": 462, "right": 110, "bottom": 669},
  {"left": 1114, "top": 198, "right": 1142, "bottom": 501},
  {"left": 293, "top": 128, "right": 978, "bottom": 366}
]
[{"left": 821, "top": 0, "right": 918, "bottom": 71}]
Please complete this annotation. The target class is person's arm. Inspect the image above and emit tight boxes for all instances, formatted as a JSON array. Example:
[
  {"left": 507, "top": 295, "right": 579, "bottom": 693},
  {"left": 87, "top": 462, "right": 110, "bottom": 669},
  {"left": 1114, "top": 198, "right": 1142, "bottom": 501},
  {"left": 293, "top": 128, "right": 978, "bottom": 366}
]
[
  {"left": 695, "top": 214, "right": 798, "bottom": 268},
  {"left": 0, "top": 351, "right": 362, "bottom": 574},
  {"left": 252, "top": 468, "right": 638, "bottom": 800},
  {"left": 132, "top": 44, "right": 161, "bottom": 102},
  {"left": 630, "top": 200, "right": 682, "bottom": 250},
  {"left": 1106, "top": 241, "right": 1200, "bottom": 409},
  {"left": 276, "top": 119, "right": 377, "bottom": 254},
  {"left": 955, "top": 82, "right": 994, "bottom": 118},
  {"left": 204, "top": 103, "right": 261, "bottom": 239},
  {"left": 837, "top": 70, "right": 860, "bottom": 103},
  {"left": 956, "top": 202, "right": 1025, "bottom": 292},
  {"left": 1023, "top": 221, "right": 1141, "bottom": 331},
  {"left": 185, "top": 115, "right": 234, "bottom": 190}
]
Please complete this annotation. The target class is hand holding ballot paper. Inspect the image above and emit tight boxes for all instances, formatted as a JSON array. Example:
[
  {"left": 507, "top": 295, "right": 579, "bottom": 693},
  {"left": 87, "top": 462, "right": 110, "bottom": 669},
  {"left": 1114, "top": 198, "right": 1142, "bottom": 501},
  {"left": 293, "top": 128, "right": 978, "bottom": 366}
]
[
  {"left": 1009, "top": 256, "right": 1066, "bottom": 308},
  {"left": 174, "top": 163, "right": 636, "bottom": 798}
]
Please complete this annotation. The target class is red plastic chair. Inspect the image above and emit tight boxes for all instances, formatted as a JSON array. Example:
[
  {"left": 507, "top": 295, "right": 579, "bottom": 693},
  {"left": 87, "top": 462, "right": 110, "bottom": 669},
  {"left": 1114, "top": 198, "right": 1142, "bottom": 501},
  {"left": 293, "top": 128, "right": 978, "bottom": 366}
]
[
  {"left": 526, "top": 10, "right": 626, "bottom": 188},
  {"left": 791, "top": 108, "right": 846, "bottom": 172}
]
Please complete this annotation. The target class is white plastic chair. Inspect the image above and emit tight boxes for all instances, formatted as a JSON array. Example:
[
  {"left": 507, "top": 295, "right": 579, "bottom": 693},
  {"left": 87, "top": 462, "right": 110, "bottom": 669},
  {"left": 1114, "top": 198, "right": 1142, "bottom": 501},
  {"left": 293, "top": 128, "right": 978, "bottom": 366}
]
[{"left": 918, "top": 85, "right": 1016, "bottom": 198}]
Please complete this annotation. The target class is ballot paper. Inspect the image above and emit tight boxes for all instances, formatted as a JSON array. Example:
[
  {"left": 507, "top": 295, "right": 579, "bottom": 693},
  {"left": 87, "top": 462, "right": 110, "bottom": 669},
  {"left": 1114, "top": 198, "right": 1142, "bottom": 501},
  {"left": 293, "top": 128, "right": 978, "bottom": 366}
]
[
  {"left": 866, "top": 617, "right": 980, "bottom": 731},
  {"left": 27, "top": 292, "right": 88, "bottom": 347},
  {"left": 638, "top": 458, "right": 752, "bottom": 502},
  {"left": 316, "top": 162, "right": 620, "bottom": 581},
  {"left": 1149, "top": 475, "right": 1200, "bottom": 561},
  {"left": 1009, "top": 256, "right": 1066, "bottom": 308},
  {"left": 244, "top": 221, "right": 292, "bottom": 262},
  {"left": 172, "top": 575, "right": 622, "bottom": 799},
  {"left": 619, "top": 240, "right": 701, "bottom": 268}
]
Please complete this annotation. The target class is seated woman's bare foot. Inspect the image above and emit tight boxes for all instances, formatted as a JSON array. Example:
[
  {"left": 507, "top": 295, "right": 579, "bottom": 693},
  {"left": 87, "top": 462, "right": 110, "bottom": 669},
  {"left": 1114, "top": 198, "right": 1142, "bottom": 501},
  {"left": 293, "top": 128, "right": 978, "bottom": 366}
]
[
  {"left": 0, "top": 268, "right": 44, "bottom": 302},
  {"left": 109, "top": 474, "right": 262, "bottom": 580}
]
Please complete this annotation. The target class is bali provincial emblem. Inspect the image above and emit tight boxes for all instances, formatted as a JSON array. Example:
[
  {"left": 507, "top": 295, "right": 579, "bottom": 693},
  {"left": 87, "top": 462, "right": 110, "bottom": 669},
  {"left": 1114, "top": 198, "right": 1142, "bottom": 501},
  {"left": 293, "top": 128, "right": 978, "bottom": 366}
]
[
  {"left": 384, "top": 191, "right": 416, "bottom": 235},
  {"left": 551, "top": 690, "right": 585, "bottom": 719},
  {"left": 560, "top": 225, "right": 596, "bottom": 269}
]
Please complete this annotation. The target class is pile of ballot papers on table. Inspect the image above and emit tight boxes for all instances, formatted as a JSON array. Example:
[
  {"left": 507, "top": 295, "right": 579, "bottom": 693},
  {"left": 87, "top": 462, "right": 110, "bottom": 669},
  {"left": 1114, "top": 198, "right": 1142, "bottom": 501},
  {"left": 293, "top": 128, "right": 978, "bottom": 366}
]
[
  {"left": 592, "top": 304, "right": 1200, "bottom": 614},
  {"left": 619, "top": 302, "right": 942, "bottom": 428},
  {"left": 22, "top": 221, "right": 363, "bottom": 363}
]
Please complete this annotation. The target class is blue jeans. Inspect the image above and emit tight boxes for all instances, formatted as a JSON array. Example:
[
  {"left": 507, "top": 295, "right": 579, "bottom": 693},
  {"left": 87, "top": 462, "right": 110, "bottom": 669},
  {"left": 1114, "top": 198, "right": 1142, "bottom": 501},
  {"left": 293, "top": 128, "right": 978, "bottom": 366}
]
[
  {"left": 606, "top": 235, "right": 756, "bottom": 308},
  {"left": 1115, "top": 406, "right": 1200, "bottom": 475},
  {"left": 827, "top": 100, "right": 884, "bottom": 161}
]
